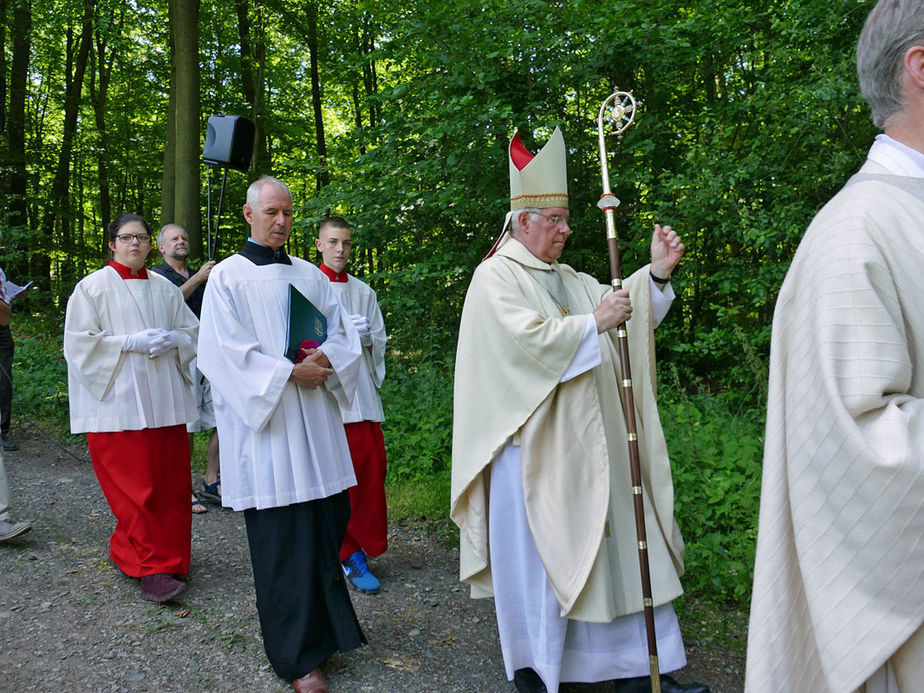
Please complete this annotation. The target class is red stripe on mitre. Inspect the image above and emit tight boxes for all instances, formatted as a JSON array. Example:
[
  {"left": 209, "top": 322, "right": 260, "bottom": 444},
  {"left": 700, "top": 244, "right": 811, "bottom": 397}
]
[{"left": 509, "top": 132, "right": 535, "bottom": 170}]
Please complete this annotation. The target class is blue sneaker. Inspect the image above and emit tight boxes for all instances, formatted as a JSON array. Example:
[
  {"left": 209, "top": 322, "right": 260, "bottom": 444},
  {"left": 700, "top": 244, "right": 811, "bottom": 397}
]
[{"left": 341, "top": 551, "right": 381, "bottom": 593}]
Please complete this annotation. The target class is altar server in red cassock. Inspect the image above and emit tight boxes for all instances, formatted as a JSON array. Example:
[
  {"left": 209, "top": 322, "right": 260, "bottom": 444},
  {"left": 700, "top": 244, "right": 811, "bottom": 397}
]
[
  {"left": 64, "top": 213, "right": 198, "bottom": 604},
  {"left": 315, "top": 216, "right": 389, "bottom": 594}
]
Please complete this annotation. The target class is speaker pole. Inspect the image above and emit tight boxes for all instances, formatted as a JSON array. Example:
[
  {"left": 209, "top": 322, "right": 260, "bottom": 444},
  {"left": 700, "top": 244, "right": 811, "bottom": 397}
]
[
  {"left": 205, "top": 164, "right": 213, "bottom": 259},
  {"left": 212, "top": 168, "right": 229, "bottom": 260}
]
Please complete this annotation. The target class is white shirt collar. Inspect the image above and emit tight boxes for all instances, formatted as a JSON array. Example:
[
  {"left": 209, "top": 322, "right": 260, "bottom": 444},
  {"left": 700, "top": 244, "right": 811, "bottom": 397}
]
[{"left": 867, "top": 133, "right": 924, "bottom": 178}]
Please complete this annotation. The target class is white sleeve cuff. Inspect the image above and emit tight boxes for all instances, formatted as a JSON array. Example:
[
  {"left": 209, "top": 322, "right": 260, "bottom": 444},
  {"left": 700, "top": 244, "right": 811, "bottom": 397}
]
[
  {"left": 561, "top": 315, "right": 602, "bottom": 383},
  {"left": 650, "top": 277, "right": 675, "bottom": 329}
]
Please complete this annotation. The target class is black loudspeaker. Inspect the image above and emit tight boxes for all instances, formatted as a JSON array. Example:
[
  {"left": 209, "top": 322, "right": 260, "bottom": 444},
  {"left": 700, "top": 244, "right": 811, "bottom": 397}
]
[{"left": 202, "top": 115, "right": 255, "bottom": 171}]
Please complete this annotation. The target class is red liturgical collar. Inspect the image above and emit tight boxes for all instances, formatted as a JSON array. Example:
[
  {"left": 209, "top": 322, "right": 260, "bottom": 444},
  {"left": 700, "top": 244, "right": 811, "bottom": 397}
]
[
  {"left": 319, "top": 263, "right": 348, "bottom": 283},
  {"left": 109, "top": 260, "right": 148, "bottom": 279}
]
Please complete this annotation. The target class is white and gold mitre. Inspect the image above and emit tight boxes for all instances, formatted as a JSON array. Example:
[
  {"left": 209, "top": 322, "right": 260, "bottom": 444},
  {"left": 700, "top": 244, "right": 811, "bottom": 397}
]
[{"left": 508, "top": 126, "right": 568, "bottom": 211}]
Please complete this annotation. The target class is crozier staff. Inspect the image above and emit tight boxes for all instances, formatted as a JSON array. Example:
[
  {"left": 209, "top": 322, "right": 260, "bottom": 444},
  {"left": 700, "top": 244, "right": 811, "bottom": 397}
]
[
  {"left": 63, "top": 213, "right": 198, "bottom": 604},
  {"left": 450, "top": 126, "right": 708, "bottom": 693}
]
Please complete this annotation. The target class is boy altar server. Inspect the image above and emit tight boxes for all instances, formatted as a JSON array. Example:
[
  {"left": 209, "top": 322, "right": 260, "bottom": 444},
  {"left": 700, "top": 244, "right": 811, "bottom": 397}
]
[{"left": 315, "top": 216, "right": 389, "bottom": 594}]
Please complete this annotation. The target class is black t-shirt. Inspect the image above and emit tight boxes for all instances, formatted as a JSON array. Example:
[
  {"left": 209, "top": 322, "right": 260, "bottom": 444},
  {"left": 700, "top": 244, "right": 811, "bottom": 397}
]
[{"left": 151, "top": 263, "right": 205, "bottom": 318}]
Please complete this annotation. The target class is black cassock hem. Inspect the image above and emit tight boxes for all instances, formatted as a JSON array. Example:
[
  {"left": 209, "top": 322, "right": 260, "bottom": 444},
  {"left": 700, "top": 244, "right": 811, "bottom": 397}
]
[{"left": 245, "top": 491, "right": 366, "bottom": 680}]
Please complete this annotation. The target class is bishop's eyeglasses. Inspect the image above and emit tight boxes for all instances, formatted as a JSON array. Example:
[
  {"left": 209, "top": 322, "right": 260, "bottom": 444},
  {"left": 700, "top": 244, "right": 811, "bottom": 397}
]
[{"left": 533, "top": 212, "right": 571, "bottom": 229}]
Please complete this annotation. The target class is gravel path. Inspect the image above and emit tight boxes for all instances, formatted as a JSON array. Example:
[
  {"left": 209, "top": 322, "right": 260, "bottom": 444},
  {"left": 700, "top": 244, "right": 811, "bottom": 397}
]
[{"left": 0, "top": 431, "right": 744, "bottom": 692}]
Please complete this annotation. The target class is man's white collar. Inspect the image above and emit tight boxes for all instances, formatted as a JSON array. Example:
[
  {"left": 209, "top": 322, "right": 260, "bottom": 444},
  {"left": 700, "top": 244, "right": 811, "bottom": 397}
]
[{"left": 868, "top": 133, "right": 924, "bottom": 178}]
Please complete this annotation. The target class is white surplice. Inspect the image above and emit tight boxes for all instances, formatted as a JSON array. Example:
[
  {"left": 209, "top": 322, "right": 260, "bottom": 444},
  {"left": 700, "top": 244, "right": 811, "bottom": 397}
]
[
  {"left": 328, "top": 275, "right": 386, "bottom": 423},
  {"left": 63, "top": 266, "right": 198, "bottom": 433},
  {"left": 197, "top": 253, "right": 363, "bottom": 511}
]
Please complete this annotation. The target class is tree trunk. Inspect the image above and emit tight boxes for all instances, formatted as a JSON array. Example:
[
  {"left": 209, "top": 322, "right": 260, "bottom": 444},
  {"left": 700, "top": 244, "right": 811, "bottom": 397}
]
[
  {"left": 349, "top": 16, "right": 378, "bottom": 156},
  {"left": 169, "top": 0, "right": 202, "bottom": 257},
  {"left": 89, "top": 9, "right": 121, "bottom": 246},
  {"left": 0, "top": 0, "right": 6, "bottom": 139},
  {"left": 4, "top": 0, "right": 29, "bottom": 225},
  {"left": 38, "top": 1, "right": 93, "bottom": 291},
  {"left": 253, "top": 16, "right": 268, "bottom": 177},
  {"left": 235, "top": 0, "right": 268, "bottom": 178},
  {"left": 160, "top": 20, "right": 177, "bottom": 228},
  {"left": 306, "top": 0, "right": 328, "bottom": 190},
  {"left": 365, "top": 20, "right": 378, "bottom": 128}
]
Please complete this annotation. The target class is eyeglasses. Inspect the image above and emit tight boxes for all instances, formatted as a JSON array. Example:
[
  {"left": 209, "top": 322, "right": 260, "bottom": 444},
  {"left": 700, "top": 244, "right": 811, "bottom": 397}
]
[
  {"left": 534, "top": 212, "right": 571, "bottom": 229},
  {"left": 115, "top": 234, "right": 151, "bottom": 244}
]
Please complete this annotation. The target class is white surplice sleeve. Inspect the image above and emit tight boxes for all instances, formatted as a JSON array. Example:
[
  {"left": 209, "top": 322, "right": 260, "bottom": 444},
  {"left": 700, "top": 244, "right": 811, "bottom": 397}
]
[
  {"left": 197, "top": 272, "right": 295, "bottom": 433},
  {"left": 63, "top": 280, "right": 129, "bottom": 401},
  {"left": 561, "top": 271, "right": 675, "bottom": 384},
  {"left": 365, "top": 288, "right": 387, "bottom": 389},
  {"left": 650, "top": 277, "right": 674, "bottom": 328}
]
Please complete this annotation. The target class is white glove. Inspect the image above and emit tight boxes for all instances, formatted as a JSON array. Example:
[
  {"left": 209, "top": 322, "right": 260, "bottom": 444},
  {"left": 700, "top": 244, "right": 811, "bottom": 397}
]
[
  {"left": 350, "top": 314, "right": 373, "bottom": 346},
  {"left": 122, "top": 328, "right": 165, "bottom": 354},
  {"left": 148, "top": 330, "right": 179, "bottom": 358},
  {"left": 122, "top": 328, "right": 177, "bottom": 358}
]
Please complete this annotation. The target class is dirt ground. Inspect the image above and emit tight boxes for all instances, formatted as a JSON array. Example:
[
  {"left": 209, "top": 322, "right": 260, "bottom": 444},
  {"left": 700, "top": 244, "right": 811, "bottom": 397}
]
[{"left": 0, "top": 429, "right": 745, "bottom": 692}]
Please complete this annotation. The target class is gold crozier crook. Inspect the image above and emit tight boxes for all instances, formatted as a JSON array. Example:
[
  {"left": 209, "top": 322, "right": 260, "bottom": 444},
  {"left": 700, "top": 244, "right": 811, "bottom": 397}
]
[{"left": 596, "top": 89, "right": 662, "bottom": 693}]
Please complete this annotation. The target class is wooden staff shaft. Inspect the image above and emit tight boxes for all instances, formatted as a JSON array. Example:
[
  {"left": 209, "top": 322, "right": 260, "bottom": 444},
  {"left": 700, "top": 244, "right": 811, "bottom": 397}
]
[
  {"left": 604, "top": 208, "right": 660, "bottom": 692},
  {"left": 598, "top": 88, "right": 660, "bottom": 692}
]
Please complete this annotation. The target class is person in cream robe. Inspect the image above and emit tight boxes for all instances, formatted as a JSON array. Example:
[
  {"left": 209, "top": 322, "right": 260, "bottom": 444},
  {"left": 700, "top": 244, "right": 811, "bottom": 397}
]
[
  {"left": 451, "top": 127, "right": 708, "bottom": 693},
  {"left": 746, "top": 2, "right": 924, "bottom": 691}
]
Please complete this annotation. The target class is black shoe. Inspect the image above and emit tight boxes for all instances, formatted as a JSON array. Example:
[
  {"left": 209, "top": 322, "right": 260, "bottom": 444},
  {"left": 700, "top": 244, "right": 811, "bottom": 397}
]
[
  {"left": 513, "top": 667, "right": 548, "bottom": 693},
  {"left": 613, "top": 674, "right": 710, "bottom": 693},
  {"left": 1, "top": 437, "right": 18, "bottom": 451}
]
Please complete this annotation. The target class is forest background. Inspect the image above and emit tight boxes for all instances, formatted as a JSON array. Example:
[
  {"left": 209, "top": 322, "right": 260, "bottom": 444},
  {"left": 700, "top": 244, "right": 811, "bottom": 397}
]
[{"left": 0, "top": 0, "right": 879, "bottom": 644}]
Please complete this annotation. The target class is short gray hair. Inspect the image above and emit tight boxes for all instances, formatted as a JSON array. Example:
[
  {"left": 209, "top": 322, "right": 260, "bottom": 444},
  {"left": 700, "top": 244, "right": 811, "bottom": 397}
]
[
  {"left": 157, "top": 223, "right": 185, "bottom": 247},
  {"left": 246, "top": 175, "right": 292, "bottom": 208},
  {"left": 509, "top": 208, "right": 542, "bottom": 236},
  {"left": 857, "top": 0, "right": 924, "bottom": 128}
]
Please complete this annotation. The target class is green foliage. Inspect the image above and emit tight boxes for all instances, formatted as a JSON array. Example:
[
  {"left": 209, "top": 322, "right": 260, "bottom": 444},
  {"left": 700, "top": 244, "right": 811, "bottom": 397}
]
[
  {"left": 379, "top": 355, "right": 458, "bottom": 545},
  {"left": 11, "top": 313, "right": 73, "bottom": 439},
  {"left": 1, "top": 0, "right": 892, "bottom": 610},
  {"left": 385, "top": 471, "right": 457, "bottom": 547},
  {"left": 380, "top": 356, "right": 453, "bottom": 481},
  {"left": 660, "top": 372, "right": 764, "bottom": 605},
  {"left": 2, "top": 0, "right": 883, "bottom": 403}
]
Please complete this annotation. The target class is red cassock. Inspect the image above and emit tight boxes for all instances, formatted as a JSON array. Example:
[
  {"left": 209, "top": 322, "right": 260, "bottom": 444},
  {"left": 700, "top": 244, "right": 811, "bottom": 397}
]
[
  {"left": 87, "top": 425, "right": 191, "bottom": 577},
  {"left": 339, "top": 420, "right": 388, "bottom": 561}
]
